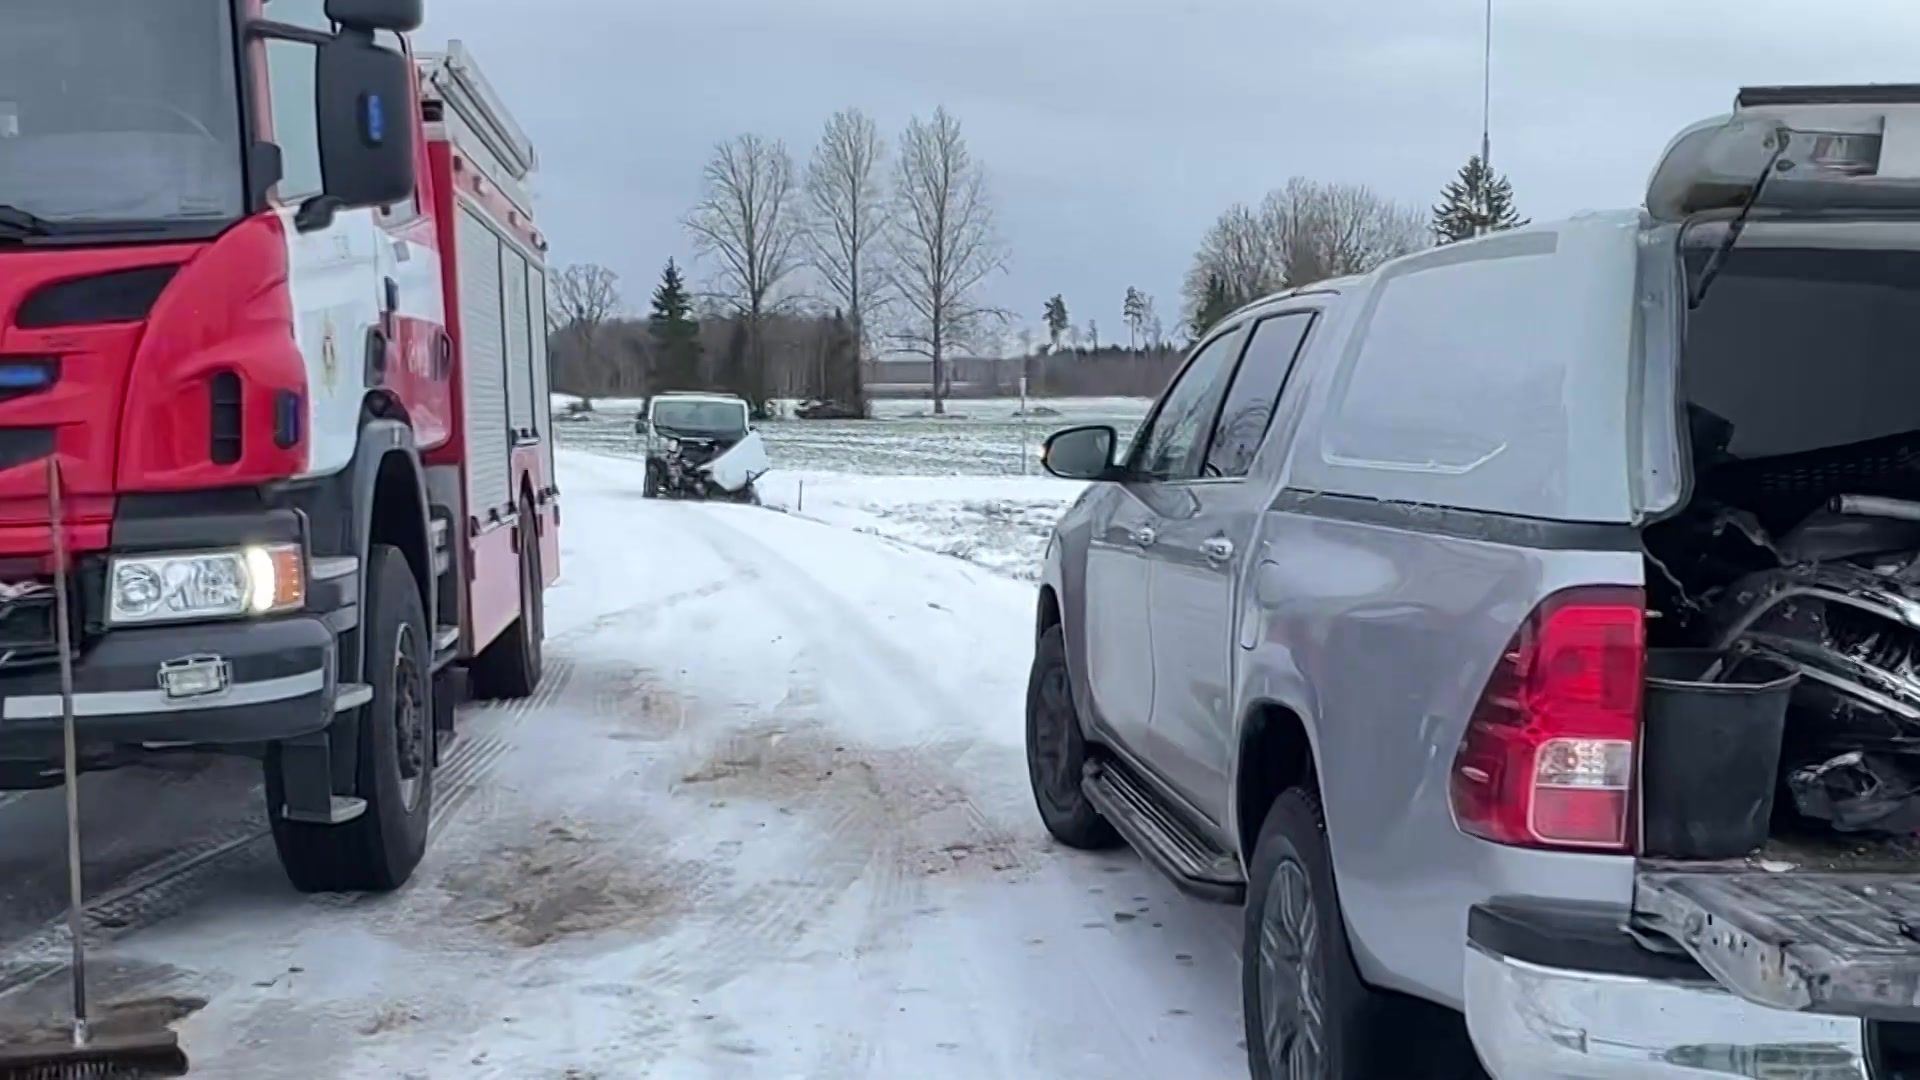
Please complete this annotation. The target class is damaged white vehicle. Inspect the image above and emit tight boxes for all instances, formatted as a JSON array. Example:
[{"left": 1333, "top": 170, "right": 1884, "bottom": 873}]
[{"left": 636, "top": 392, "right": 770, "bottom": 503}]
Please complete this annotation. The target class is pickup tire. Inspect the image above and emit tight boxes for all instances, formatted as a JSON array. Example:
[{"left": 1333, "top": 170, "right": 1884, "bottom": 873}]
[
  {"left": 268, "top": 544, "right": 434, "bottom": 893},
  {"left": 1025, "top": 625, "right": 1120, "bottom": 850},
  {"left": 470, "top": 497, "right": 544, "bottom": 699},
  {"left": 1244, "top": 787, "right": 1483, "bottom": 1079}
]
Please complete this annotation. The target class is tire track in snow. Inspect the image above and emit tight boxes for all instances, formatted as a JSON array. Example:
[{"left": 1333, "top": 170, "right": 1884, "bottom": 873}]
[
  {"left": 685, "top": 506, "right": 1027, "bottom": 863},
  {"left": 619, "top": 506, "right": 1032, "bottom": 1005}
]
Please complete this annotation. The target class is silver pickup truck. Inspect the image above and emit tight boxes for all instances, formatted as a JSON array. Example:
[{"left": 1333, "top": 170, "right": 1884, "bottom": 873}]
[{"left": 1031, "top": 85, "right": 1920, "bottom": 1079}]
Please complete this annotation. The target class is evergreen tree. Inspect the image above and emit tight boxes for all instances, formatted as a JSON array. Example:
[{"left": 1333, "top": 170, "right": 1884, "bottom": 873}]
[
  {"left": 1044, "top": 294, "right": 1070, "bottom": 350},
  {"left": 1123, "top": 286, "right": 1147, "bottom": 349},
  {"left": 1431, "top": 155, "right": 1527, "bottom": 244},
  {"left": 647, "top": 258, "right": 703, "bottom": 388},
  {"left": 1189, "top": 274, "right": 1233, "bottom": 340}
]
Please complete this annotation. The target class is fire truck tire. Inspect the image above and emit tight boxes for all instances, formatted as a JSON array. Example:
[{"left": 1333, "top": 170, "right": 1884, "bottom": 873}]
[
  {"left": 470, "top": 498, "right": 544, "bottom": 699},
  {"left": 267, "top": 545, "right": 435, "bottom": 893}
]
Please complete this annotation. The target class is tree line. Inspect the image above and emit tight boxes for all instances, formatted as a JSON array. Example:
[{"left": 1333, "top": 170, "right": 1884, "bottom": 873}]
[
  {"left": 1178, "top": 154, "right": 1525, "bottom": 337},
  {"left": 546, "top": 105, "right": 1008, "bottom": 417},
  {"left": 544, "top": 135, "right": 1530, "bottom": 412}
]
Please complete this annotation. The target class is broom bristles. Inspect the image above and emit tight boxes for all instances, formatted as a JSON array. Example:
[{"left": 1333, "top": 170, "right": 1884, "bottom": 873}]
[{"left": 0, "top": 1029, "right": 186, "bottom": 1080}]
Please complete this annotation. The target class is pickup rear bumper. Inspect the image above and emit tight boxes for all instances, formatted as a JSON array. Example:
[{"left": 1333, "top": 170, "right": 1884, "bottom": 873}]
[
  {"left": 0, "top": 614, "right": 337, "bottom": 770},
  {"left": 1464, "top": 899, "right": 1869, "bottom": 1079}
]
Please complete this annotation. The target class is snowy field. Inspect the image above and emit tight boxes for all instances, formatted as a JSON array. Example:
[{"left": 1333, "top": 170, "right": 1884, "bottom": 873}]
[
  {"left": 554, "top": 396, "right": 1150, "bottom": 581},
  {"left": 0, "top": 449, "right": 1248, "bottom": 1079}
]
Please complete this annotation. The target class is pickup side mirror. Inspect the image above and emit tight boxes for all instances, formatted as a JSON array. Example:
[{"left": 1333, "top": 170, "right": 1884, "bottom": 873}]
[
  {"left": 310, "top": 33, "right": 416, "bottom": 218},
  {"left": 1043, "top": 425, "right": 1119, "bottom": 481},
  {"left": 325, "top": 0, "right": 424, "bottom": 32}
]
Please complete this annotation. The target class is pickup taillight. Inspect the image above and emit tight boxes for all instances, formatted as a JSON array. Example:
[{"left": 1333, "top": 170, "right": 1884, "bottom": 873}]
[{"left": 1449, "top": 587, "right": 1646, "bottom": 852}]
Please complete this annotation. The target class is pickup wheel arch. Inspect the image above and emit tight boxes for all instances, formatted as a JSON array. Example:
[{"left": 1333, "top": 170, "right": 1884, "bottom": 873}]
[
  {"left": 1036, "top": 585, "right": 1062, "bottom": 640},
  {"left": 1235, "top": 702, "right": 1317, "bottom": 867}
]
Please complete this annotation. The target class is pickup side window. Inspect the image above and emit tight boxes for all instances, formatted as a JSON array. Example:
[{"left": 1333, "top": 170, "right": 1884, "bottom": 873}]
[
  {"left": 1128, "top": 326, "right": 1247, "bottom": 481},
  {"left": 1204, "top": 312, "right": 1316, "bottom": 478}
]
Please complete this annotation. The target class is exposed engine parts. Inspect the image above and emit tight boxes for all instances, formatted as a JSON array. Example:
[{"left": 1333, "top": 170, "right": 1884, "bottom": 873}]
[{"left": 1679, "top": 507, "right": 1920, "bottom": 837}]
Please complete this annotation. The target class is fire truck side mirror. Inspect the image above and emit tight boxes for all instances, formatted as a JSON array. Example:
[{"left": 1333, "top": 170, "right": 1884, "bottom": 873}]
[
  {"left": 325, "top": 0, "right": 424, "bottom": 33},
  {"left": 310, "top": 32, "right": 417, "bottom": 223}
]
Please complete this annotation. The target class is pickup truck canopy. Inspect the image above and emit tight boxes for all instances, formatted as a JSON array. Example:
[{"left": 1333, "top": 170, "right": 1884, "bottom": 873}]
[{"left": 1648, "top": 84, "right": 1920, "bottom": 222}]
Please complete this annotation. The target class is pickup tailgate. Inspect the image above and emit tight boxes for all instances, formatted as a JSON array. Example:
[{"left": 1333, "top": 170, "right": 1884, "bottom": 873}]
[{"left": 1637, "top": 862, "right": 1920, "bottom": 1020}]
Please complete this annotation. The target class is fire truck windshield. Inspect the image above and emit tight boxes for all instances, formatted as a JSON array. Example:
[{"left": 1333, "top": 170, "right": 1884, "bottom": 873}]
[{"left": 0, "top": 0, "right": 246, "bottom": 231}]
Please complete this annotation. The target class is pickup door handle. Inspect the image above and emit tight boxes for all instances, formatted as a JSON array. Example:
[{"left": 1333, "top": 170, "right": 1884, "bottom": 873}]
[
  {"left": 1130, "top": 526, "right": 1157, "bottom": 548},
  {"left": 1201, "top": 537, "right": 1234, "bottom": 563}
]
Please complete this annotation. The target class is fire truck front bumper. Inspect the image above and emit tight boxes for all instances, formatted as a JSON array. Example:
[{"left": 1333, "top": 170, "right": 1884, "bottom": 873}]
[{"left": 0, "top": 614, "right": 337, "bottom": 770}]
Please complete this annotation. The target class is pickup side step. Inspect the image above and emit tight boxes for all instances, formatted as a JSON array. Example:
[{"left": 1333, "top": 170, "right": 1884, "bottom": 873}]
[
  {"left": 1083, "top": 759, "right": 1245, "bottom": 903},
  {"left": 1636, "top": 868, "right": 1920, "bottom": 1021}
]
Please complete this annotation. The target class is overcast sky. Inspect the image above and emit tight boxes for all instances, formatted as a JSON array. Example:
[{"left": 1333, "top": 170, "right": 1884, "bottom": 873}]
[{"left": 420, "top": 1, "right": 1920, "bottom": 348}]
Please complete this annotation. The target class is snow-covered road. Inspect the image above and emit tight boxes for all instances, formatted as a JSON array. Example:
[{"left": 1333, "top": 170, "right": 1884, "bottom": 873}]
[{"left": 0, "top": 450, "right": 1246, "bottom": 1079}]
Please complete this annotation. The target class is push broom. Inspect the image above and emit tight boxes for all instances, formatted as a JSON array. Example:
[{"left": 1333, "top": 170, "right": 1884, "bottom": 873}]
[{"left": 0, "top": 459, "right": 187, "bottom": 1078}]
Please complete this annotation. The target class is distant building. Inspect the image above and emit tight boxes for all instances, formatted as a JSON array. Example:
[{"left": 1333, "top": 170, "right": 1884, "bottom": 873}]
[{"left": 862, "top": 356, "right": 1015, "bottom": 399}]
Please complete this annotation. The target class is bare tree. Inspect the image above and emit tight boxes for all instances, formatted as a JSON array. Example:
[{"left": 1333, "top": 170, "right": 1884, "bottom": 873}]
[
  {"left": 1182, "top": 180, "right": 1425, "bottom": 327},
  {"left": 686, "top": 134, "right": 803, "bottom": 410},
  {"left": 546, "top": 263, "right": 621, "bottom": 408},
  {"left": 804, "top": 109, "right": 890, "bottom": 363},
  {"left": 1263, "top": 178, "right": 1426, "bottom": 287},
  {"left": 1181, "top": 202, "right": 1279, "bottom": 330},
  {"left": 886, "top": 108, "right": 1008, "bottom": 415}
]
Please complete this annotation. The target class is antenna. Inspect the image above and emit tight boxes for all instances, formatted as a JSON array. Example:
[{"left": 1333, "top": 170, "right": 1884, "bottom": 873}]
[{"left": 1481, "top": 0, "right": 1493, "bottom": 169}]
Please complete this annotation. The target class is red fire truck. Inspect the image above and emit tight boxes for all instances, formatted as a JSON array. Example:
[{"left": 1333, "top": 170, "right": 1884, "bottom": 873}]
[{"left": 0, "top": 0, "right": 555, "bottom": 892}]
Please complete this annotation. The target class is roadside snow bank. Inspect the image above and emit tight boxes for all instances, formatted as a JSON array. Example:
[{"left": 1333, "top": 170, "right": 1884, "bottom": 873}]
[{"left": 755, "top": 472, "right": 1086, "bottom": 581}]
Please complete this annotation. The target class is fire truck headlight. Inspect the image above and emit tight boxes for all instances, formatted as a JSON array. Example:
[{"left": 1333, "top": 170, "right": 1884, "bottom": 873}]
[{"left": 108, "top": 544, "right": 306, "bottom": 625}]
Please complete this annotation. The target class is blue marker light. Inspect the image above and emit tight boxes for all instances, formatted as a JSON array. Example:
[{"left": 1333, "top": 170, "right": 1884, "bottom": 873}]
[
  {"left": 364, "top": 93, "right": 386, "bottom": 145},
  {"left": 0, "top": 363, "right": 54, "bottom": 390}
]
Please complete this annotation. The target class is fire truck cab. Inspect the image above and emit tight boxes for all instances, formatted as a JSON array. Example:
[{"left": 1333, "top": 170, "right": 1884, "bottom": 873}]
[{"left": 0, "top": 0, "right": 556, "bottom": 893}]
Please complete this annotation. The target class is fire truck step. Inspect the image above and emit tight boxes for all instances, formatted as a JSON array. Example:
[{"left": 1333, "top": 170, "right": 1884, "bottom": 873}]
[
  {"left": 281, "top": 795, "right": 367, "bottom": 826},
  {"left": 310, "top": 556, "right": 358, "bottom": 581},
  {"left": 432, "top": 626, "right": 460, "bottom": 671},
  {"left": 333, "top": 683, "right": 375, "bottom": 712}
]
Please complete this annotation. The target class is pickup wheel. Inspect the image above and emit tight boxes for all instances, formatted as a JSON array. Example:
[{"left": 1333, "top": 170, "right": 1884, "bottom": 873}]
[
  {"left": 268, "top": 544, "right": 434, "bottom": 893},
  {"left": 1243, "top": 787, "right": 1483, "bottom": 1079},
  {"left": 1025, "top": 625, "right": 1120, "bottom": 850},
  {"left": 469, "top": 498, "right": 544, "bottom": 699},
  {"left": 642, "top": 463, "right": 660, "bottom": 499}
]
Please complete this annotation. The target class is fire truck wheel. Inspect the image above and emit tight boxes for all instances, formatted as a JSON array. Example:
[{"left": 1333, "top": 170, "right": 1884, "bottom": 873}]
[
  {"left": 268, "top": 544, "right": 434, "bottom": 893},
  {"left": 470, "top": 498, "right": 544, "bottom": 699}
]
